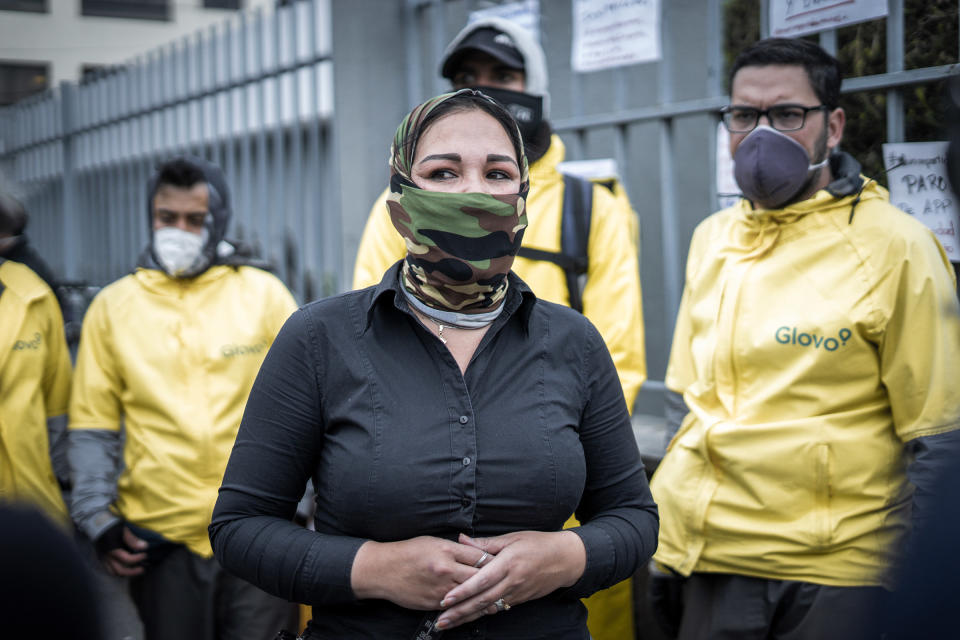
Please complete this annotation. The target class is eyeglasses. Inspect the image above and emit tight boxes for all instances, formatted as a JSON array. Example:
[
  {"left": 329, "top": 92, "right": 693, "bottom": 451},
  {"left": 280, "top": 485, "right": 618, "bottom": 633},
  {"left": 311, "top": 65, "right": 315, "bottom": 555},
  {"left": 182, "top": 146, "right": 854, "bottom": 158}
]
[{"left": 720, "top": 104, "right": 829, "bottom": 133}]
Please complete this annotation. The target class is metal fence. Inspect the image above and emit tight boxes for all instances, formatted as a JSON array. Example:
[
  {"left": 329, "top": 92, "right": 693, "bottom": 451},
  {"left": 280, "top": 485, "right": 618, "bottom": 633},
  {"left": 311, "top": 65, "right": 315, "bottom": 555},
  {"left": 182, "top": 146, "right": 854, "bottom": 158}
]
[
  {"left": 0, "top": 0, "right": 337, "bottom": 303},
  {"left": 0, "top": 0, "right": 957, "bottom": 434}
]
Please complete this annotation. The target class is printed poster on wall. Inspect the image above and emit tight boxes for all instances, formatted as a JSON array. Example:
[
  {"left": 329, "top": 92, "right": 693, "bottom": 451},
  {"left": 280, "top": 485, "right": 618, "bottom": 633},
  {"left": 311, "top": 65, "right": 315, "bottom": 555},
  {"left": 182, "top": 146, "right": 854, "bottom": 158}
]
[
  {"left": 883, "top": 141, "right": 960, "bottom": 261},
  {"left": 469, "top": 0, "right": 540, "bottom": 40},
  {"left": 571, "top": 0, "right": 661, "bottom": 73},
  {"left": 769, "top": 0, "right": 888, "bottom": 39}
]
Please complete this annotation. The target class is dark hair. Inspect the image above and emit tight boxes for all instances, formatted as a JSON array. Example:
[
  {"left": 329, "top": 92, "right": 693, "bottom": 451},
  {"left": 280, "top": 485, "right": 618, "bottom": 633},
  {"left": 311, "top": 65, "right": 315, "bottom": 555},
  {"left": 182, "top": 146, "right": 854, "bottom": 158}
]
[
  {"left": 408, "top": 90, "right": 525, "bottom": 169},
  {"left": 154, "top": 158, "right": 207, "bottom": 192},
  {"left": 0, "top": 192, "right": 27, "bottom": 235},
  {"left": 729, "top": 38, "right": 843, "bottom": 109}
]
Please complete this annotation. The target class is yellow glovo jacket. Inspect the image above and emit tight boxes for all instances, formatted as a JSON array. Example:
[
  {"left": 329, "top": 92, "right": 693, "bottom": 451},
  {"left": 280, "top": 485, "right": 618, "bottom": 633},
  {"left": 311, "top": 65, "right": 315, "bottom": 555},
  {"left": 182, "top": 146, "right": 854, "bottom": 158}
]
[
  {"left": 0, "top": 259, "right": 71, "bottom": 522},
  {"left": 652, "top": 177, "right": 960, "bottom": 587},
  {"left": 353, "top": 135, "right": 646, "bottom": 409},
  {"left": 70, "top": 265, "right": 296, "bottom": 557},
  {"left": 354, "top": 135, "right": 644, "bottom": 640}
]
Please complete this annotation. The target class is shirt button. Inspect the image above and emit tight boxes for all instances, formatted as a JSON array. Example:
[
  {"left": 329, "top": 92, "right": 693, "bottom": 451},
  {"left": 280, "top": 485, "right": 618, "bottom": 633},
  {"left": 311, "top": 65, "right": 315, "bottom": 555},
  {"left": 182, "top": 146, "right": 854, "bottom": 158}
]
[
  {"left": 462, "top": 457, "right": 471, "bottom": 466},
  {"left": 459, "top": 415, "right": 469, "bottom": 424},
  {"left": 461, "top": 497, "right": 471, "bottom": 507}
]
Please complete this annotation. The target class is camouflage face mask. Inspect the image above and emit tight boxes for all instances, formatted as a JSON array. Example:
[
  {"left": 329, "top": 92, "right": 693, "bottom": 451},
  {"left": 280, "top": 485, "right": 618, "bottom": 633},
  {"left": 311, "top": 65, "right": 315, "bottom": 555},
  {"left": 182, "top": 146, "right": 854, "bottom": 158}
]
[{"left": 387, "top": 90, "right": 530, "bottom": 313}]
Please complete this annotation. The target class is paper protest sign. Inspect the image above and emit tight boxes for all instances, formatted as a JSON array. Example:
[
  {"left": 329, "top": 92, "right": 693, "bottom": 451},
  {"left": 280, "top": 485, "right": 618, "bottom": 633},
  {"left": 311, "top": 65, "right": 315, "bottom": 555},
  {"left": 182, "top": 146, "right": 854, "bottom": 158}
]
[
  {"left": 769, "top": 0, "right": 887, "bottom": 39},
  {"left": 571, "top": 0, "right": 660, "bottom": 73},
  {"left": 883, "top": 141, "right": 960, "bottom": 261}
]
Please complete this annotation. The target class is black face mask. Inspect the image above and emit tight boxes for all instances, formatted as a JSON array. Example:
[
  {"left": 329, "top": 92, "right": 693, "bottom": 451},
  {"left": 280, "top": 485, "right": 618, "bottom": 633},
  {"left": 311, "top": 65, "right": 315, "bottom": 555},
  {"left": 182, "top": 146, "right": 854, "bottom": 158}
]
[{"left": 471, "top": 86, "right": 544, "bottom": 149}]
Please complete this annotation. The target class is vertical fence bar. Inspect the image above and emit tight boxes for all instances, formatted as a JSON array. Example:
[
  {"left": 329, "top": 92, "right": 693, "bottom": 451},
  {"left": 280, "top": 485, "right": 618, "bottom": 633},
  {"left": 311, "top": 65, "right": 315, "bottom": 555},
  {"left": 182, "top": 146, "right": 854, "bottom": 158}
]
[
  {"left": 658, "top": 0, "right": 682, "bottom": 329},
  {"left": 220, "top": 23, "right": 235, "bottom": 234},
  {"left": 183, "top": 37, "right": 195, "bottom": 156},
  {"left": 273, "top": 5, "right": 289, "bottom": 284},
  {"left": 305, "top": 0, "right": 323, "bottom": 301},
  {"left": 96, "top": 82, "right": 108, "bottom": 284},
  {"left": 255, "top": 7, "right": 271, "bottom": 266},
  {"left": 886, "top": 0, "right": 905, "bottom": 143},
  {"left": 760, "top": 0, "right": 770, "bottom": 39},
  {"left": 707, "top": 0, "right": 724, "bottom": 208},
  {"left": 819, "top": 30, "right": 837, "bottom": 56},
  {"left": 613, "top": 68, "right": 628, "bottom": 196},
  {"left": 121, "top": 66, "right": 134, "bottom": 272},
  {"left": 430, "top": 0, "right": 447, "bottom": 97},
  {"left": 108, "top": 72, "right": 120, "bottom": 278},
  {"left": 196, "top": 30, "right": 208, "bottom": 161},
  {"left": 404, "top": 0, "right": 423, "bottom": 109},
  {"left": 164, "top": 44, "right": 176, "bottom": 154},
  {"left": 208, "top": 25, "right": 222, "bottom": 170},
  {"left": 289, "top": 0, "right": 304, "bottom": 299},
  {"left": 240, "top": 10, "right": 255, "bottom": 253}
]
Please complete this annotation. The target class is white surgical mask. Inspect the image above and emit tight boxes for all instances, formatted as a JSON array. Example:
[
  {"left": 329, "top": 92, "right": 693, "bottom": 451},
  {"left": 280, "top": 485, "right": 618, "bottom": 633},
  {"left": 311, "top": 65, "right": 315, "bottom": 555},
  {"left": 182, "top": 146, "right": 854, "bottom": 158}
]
[{"left": 153, "top": 226, "right": 210, "bottom": 277}]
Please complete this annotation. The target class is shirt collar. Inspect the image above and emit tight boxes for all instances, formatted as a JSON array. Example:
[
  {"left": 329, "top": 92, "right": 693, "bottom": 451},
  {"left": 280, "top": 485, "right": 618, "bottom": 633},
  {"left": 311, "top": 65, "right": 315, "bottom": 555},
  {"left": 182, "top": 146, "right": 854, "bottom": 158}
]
[{"left": 363, "top": 260, "right": 537, "bottom": 334}]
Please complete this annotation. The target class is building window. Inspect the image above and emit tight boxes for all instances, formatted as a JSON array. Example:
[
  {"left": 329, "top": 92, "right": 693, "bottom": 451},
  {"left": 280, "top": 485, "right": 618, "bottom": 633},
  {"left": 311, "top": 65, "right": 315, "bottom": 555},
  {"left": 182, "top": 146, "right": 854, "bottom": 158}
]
[
  {"left": 80, "top": 64, "right": 125, "bottom": 85},
  {"left": 0, "top": 61, "right": 49, "bottom": 106},
  {"left": 205, "top": 0, "right": 241, "bottom": 9},
  {"left": 81, "top": 0, "right": 169, "bottom": 21},
  {"left": 0, "top": 0, "right": 46, "bottom": 12}
]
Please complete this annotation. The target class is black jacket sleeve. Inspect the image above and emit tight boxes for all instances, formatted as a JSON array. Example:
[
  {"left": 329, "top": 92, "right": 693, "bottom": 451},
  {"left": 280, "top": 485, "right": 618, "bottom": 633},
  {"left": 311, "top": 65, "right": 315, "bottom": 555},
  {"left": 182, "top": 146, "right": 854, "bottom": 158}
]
[
  {"left": 565, "top": 322, "right": 659, "bottom": 598},
  {"left": 209, "top": 308, "right": 366, "bottom": 605}
]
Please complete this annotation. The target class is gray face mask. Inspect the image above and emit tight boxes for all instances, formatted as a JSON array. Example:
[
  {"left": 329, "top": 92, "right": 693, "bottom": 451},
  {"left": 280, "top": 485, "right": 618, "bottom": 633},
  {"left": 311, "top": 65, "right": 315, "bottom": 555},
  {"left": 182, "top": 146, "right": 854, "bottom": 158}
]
[{"left": 733, "top": 125, "right": 829, "bottom": 210}]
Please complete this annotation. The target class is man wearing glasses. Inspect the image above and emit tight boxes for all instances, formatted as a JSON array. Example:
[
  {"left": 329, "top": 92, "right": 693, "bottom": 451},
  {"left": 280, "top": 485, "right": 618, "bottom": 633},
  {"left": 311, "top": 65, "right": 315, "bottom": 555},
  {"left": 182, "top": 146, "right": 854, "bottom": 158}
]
[{"left": 648, "top": 38, "right": 960, "bottom": 639}]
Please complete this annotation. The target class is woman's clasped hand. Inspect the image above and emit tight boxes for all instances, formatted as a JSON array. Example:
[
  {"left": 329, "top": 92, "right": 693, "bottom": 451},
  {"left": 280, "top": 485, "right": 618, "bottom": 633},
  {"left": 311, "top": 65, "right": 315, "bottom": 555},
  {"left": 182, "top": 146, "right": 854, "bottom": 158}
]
[
  {"left": 351, "top": 530, "right": 586, "bottom": 631},
  {"left": 436, "top": 532, "right": 587, "bottom": 630}
]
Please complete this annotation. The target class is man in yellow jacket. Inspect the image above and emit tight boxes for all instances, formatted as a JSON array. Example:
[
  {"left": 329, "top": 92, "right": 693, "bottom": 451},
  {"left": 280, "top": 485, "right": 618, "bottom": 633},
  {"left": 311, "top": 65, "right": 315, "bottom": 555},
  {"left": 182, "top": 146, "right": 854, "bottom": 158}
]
[
  {"left": 649, "top": 38, "right": 960, "bottom": 640},
  {"left": 0, "top": 256, "right": 71, "bottom": 523},
  {"left": 68, "top": 157, "right": 298, "bottom": 640},
  {"left": 352, "top": 18, "right": 647, "bottom": 640}
]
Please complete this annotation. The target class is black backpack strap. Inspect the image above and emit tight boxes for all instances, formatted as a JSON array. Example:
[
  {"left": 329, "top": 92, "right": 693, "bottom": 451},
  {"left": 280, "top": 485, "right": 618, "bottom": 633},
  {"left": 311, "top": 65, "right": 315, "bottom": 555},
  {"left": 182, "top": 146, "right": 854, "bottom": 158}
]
[
  {"left": 560, "top": 174, "right": 593, "bottom": 313},
  {"left": 516, "top": 174, "right": 593, "bottom": 312}
]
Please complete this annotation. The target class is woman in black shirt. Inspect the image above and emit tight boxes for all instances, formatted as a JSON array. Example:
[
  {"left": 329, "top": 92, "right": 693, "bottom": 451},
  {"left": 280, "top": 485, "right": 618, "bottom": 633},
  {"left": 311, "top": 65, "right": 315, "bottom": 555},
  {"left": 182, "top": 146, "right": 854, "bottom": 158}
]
[{"left": 210, "top": 90, "right": 658, "bottom": 639}]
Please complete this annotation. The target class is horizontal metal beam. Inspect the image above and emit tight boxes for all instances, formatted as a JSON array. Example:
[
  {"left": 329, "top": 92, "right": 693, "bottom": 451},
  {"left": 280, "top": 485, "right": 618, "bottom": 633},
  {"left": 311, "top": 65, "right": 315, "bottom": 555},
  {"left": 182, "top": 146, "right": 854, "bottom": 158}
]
[
  {"left": 1, "top": 52, "right": 332, "bottom": 157},
  {"left": 840, "top": 63, "right": 956, "bottom": 93},
  {"left": 552, "top": 95, "right": 729, "bottom": 132},
  {"left": 552, "top": 64, "right": 957, "bottom": 133}
]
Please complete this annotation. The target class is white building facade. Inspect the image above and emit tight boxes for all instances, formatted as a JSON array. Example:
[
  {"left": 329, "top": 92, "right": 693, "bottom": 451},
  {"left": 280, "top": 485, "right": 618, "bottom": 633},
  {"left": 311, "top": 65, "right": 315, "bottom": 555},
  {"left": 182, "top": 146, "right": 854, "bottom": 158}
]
[{"left": 0, "top": 0, "right": 272, "bottom": 104}]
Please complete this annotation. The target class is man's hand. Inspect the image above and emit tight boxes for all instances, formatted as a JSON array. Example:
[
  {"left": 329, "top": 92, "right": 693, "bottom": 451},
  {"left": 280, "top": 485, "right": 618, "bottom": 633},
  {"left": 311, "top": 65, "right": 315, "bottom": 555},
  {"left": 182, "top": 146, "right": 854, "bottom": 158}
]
[{"left": 95, "top": 522, "right": 149, "bottom": 577}]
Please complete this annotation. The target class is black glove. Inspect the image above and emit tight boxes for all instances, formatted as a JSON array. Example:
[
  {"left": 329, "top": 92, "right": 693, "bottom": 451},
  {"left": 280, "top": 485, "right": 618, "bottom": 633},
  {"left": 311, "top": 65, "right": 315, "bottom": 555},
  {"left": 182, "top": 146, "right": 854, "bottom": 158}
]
[
  {"left": 93, "top": 520, "right": 128, "bottom": 557},
  {"left": 647, "top": 561, "right": 687, "bottom": 639}
]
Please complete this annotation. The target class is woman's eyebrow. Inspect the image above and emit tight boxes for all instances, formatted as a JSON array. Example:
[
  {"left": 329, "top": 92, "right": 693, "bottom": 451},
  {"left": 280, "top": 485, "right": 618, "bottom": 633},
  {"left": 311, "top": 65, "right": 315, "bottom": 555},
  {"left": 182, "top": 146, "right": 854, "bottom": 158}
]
[
  {"left": 487, "top": 154, "right": 518, "bottom": 168},
  {"left": 419, "top": 153, "right": 461, "bottom": 164}
]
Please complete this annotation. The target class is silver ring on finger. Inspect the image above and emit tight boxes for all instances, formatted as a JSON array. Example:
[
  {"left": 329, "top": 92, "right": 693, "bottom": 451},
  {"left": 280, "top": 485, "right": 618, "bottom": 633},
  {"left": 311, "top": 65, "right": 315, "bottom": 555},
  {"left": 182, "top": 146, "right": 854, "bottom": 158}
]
[
  {"left": 473, "top": 551, "right": 489, "bottom": 568},
  {"left": 494, "top": 597, "right": 511, "bottom": 613}
]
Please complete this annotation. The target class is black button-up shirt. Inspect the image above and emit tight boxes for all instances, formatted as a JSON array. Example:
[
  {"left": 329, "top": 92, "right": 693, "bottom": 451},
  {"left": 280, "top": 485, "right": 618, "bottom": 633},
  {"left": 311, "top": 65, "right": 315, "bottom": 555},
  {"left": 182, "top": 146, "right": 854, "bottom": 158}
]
[{"left": 210, "top": 263, "right": 658, "bottom": 639}]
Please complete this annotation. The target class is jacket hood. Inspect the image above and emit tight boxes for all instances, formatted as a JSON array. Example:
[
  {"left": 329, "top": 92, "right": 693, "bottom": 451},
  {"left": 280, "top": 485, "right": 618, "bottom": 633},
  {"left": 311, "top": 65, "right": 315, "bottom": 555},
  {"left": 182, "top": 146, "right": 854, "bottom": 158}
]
[
  {"left": 824, "top": 151, "right": 865, "bottom": 199},
  {"left": 146, "top": 155, "right": 232, "bottom": 276},
  {"left": 440, "top": 17, "right": 550, "bottom": 120}
]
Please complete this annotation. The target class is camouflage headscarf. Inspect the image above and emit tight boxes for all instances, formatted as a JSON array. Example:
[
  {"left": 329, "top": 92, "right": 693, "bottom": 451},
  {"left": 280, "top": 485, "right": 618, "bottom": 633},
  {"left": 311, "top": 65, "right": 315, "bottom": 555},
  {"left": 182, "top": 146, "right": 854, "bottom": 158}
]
[{"left": 387, "top": 90, "right": 530, "bottom": 313}]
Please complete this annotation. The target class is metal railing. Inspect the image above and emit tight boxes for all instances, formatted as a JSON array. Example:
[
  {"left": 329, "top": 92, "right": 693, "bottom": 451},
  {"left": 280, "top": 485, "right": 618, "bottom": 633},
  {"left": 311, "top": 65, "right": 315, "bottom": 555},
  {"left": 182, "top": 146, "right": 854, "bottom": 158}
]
[{"left": 0, "top": 0, "right": 337, "bottom": 303}]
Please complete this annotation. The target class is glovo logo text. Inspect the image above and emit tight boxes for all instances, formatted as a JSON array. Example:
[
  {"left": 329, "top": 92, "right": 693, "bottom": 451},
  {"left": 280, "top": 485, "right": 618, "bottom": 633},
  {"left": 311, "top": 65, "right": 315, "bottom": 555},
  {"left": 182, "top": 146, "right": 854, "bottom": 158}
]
[
  {"left": 221, "top": 340, "right": 267, "bottom": 358},
  {"left": 13, "top": 332, "right": 42, "bottom": 351},
  {"left": 775, "top": 326, "right": 851, "bottom": 352}
]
